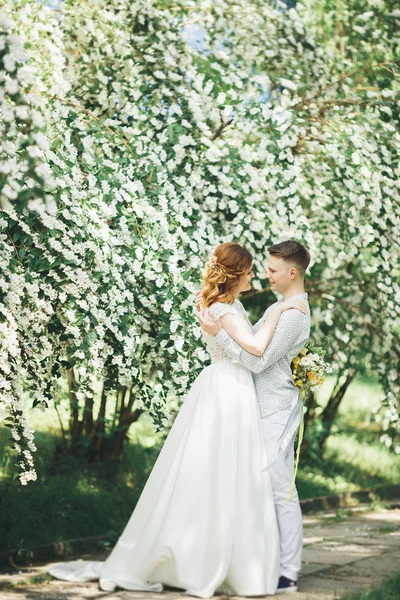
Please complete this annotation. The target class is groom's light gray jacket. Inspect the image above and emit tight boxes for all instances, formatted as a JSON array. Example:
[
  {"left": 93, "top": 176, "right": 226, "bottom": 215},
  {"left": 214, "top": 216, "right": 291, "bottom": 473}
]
[{"left": 215, "top": 293, "right": 310, "bottom": 460}]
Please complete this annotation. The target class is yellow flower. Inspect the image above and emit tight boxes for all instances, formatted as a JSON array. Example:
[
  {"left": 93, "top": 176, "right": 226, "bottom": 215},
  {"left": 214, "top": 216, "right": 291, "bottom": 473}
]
[
  {"left": 294, "top": 379, "right": 303, "bottom": 387},
  {"left": 307, "top": 371, "right": 316, "bottom": 382},
  {"left": 293, "top": 356, "right": 300, "bottom": 368},
  {"left": 300, "top": 347, "right": 308, "bottom": 356}
]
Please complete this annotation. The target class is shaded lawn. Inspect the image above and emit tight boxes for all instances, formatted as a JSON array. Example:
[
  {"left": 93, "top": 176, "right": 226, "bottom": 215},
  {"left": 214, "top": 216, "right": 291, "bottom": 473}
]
[
  {"left": 339, "top": 573, "right": 400, "bottom": 600},
  {"left": 296, "top": 376, "right": 399, "bottom": 499},
  {"left": 297, "top": 418, "right": 399, "bottom": 499},
  {"left": 0, "top": 427, "right": 161, "bottom": 556}
]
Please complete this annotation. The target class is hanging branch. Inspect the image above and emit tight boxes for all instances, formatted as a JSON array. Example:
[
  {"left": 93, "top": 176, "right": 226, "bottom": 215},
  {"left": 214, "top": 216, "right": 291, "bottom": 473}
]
[
  {"left": 28, "top": 91, "right": 135, "bottom": 156},
  {"left": 293, "top": 61, "right": 396, "bottom": 110}
]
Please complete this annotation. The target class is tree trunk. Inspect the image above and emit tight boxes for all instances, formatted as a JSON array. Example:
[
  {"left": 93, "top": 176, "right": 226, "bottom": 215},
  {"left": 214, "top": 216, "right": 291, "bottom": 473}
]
[
  {"left": 68, "top": 368, "right": 82, "bottom": 447},
  {"left": 110, "top": 388, "right": 142, "bottom": 461},
  {"left": 53, "top": 401, "right": 68, "bottom": 450},
  {"left": 303, "top": 390, "right": 318, "bottom": 437},
  {"left": 83, "top": 393, "right": 94, "bottom": 436},
  {"left": 318, "top": 368, "right": 357, "bottom": 451},
  {"left": 112, "top": 385, "right": 127, "bottom": 431},
  {"left": 300, "top": 390, "right": 318, "bottom": 458},
  {"left": 88, "top": 382, "right": 108, "bottom": 457}
]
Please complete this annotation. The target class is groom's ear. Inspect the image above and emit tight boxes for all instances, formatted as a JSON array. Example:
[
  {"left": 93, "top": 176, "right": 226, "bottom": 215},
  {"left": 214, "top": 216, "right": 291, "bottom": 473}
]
[{"left": 289, "top": 267, "right": 298, "bottom": 279}]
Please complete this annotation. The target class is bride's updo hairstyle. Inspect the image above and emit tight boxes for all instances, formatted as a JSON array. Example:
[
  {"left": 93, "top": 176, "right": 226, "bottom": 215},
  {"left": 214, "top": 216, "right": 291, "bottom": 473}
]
[{"left": 202, "top": 242, "right": 253, "bottom": 308}]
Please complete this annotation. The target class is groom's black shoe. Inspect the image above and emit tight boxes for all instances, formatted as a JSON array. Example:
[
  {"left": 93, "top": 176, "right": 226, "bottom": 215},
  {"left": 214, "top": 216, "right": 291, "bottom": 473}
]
[{"left": 277, "top": 575, "right": 298, "bottom": 593}]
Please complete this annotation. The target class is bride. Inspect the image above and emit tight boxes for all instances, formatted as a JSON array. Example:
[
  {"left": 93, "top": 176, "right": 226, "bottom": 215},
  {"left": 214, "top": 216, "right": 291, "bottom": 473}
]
[{"left": 48, "top": 241, "right": 306, "bottom": 598}]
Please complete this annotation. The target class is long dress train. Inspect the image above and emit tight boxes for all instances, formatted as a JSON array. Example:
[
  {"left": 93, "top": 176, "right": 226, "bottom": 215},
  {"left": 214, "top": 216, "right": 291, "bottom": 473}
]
[{"left": 48, "top": 300, "right": 280, "bottom": 598}]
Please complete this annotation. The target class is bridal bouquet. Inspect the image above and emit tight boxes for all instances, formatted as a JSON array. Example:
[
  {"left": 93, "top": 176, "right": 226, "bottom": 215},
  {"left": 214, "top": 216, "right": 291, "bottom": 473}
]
[
  {"left": 288, "top": 340, "right": 332, "bottom": 499},
  {"left": 292, "top": 340, "right": 331, "bottom": 400}
]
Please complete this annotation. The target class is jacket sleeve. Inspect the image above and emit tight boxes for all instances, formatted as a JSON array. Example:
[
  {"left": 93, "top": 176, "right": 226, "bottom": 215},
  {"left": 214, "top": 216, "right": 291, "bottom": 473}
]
[{"left": 215, "top": 309, "right": 307, "bottom": 374}]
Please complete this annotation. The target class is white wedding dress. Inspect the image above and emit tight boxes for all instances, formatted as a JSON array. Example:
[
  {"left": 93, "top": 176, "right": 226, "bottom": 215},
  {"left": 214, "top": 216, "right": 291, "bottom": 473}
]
[{"left": 48, "top": 300, "right": 280, "bottom": 598}]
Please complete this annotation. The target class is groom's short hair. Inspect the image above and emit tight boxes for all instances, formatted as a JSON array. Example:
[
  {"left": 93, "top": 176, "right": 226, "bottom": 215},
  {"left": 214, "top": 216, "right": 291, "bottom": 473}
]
[{"left": 268, "top": 240, "right": 311, "bottom": 275}]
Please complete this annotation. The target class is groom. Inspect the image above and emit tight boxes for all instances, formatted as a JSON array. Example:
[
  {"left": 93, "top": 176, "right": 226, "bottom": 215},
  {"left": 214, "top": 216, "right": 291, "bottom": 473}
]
[{"left": 199, "top": 239, "right": 311, "bottom": 594}]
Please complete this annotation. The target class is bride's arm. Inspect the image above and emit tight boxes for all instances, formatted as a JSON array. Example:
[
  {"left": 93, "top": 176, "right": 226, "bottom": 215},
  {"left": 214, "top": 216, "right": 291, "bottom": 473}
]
[{"left": 219, "top": 300, "right": 307, "bottom": 356}]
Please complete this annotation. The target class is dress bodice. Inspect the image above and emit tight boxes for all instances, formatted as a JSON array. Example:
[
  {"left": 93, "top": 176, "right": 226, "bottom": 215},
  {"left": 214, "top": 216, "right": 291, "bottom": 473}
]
[{"left": 203, "top": 300, "right": 252, "bottom": 363}]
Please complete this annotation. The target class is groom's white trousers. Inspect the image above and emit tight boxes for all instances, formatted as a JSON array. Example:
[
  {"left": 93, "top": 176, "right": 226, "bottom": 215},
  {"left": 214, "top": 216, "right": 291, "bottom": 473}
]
[{"left": 262, "top": 411, "right": 303, "bottom": 582}]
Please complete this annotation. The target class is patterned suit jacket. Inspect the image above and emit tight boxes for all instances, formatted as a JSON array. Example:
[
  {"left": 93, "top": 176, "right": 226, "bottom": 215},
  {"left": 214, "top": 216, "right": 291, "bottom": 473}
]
[{"left": 215, "top": 293, "right": 311, "bottom": 419}]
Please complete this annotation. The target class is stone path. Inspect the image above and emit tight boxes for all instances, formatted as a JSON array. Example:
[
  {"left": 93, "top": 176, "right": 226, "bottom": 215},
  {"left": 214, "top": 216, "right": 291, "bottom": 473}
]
[{"left": 0, "top": 505, "right": 399, "bottom": 600}]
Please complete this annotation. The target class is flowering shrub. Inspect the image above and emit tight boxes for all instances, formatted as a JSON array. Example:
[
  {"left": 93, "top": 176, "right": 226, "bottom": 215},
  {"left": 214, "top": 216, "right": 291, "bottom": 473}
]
[{"left": 0, "top": 0, "right": 399, "bottom": 483}]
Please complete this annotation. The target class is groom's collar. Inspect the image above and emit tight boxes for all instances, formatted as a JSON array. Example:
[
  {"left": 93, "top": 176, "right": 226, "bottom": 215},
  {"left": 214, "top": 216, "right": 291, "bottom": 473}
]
[{"left": 277, "top": 292, "right": 308, "bottom": 303}]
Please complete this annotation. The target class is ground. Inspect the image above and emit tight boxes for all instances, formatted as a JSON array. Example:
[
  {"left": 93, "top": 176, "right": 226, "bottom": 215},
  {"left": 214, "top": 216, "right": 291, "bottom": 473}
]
[{"left": 0, "top": 505, "right": 399, "bottom": 600}]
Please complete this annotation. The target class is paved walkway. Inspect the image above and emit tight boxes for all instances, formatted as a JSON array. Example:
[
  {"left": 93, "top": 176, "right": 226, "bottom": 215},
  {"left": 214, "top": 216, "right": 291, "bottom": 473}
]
[{"left": 0, "top": 505, "right": 399, "bottom": 599}]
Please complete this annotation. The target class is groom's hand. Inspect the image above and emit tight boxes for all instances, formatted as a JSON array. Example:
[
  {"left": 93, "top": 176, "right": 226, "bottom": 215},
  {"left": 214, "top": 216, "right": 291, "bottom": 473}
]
[{"left": 198, "top": 312, "right": 222, "bottom": 337}]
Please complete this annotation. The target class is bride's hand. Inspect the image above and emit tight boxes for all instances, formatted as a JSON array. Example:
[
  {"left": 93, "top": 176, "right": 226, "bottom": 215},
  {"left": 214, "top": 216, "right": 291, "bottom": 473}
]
[
  {"left": 280, "top": 299, "right": 307, "bottom": 314},
  {"left": 198, "top": 311, "right": 222, "bottom": 337},
  {"left": 194, "top": 291, "right": 203, "bottom": 313}
]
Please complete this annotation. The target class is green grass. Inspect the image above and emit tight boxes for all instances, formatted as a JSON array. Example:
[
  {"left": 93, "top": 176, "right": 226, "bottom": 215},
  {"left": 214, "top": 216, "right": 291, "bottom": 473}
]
[
  {"left": 297, "top": 425, "right": 399, "bottom": 499},
  {"left": 0, "top": 420, "right": 162, "bottom": 558},
  {"left": 0, "top": 573, "right": 53, "bottom": 591},
  {"left": 296, "top": 376, "right": 399, "bottom": 499},
  {"left": 320, "top": 508, "right": 354, "bottom": 523},
  {"left": 339, "top": 573, "right": 400, "bottom": 600},
  {"left": 317, "top": 376, "right": 381, "bottom": 417}
]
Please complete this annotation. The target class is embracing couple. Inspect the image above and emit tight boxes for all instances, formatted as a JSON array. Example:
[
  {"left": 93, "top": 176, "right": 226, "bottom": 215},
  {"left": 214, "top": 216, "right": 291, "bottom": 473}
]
[{"left": 49, "top": 239, "right": 311, "bottom": 597}]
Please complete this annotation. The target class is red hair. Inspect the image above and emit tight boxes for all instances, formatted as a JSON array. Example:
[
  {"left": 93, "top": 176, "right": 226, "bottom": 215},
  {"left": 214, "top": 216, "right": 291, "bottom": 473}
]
[{"left": 201, "top": 242, "right": 253, "bottom": 308}]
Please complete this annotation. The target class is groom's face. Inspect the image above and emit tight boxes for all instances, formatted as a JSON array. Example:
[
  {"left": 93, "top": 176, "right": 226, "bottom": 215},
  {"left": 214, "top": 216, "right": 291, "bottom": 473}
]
[{"left": 265, "top": 256, "right": 292, "bottom": 292}]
